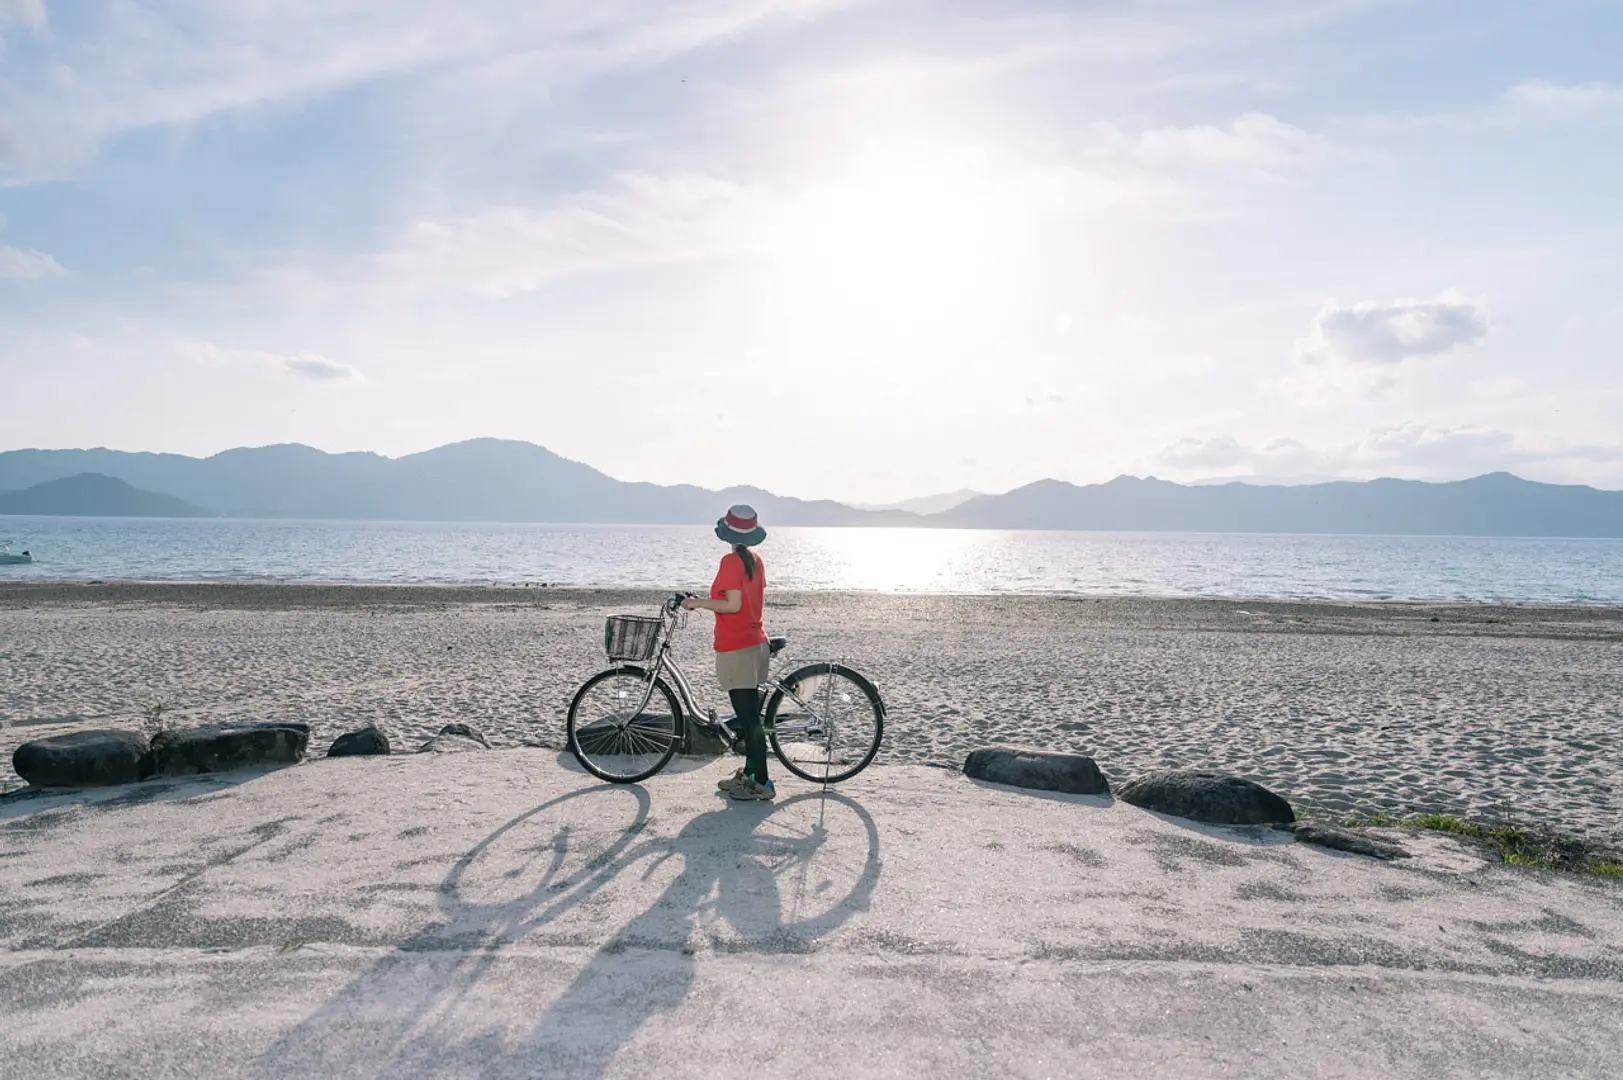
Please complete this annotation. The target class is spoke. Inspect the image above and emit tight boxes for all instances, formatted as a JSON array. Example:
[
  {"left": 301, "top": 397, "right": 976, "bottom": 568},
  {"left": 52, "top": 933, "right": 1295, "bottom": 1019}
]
[
  {"left": 630, "top": 717, "right": 673, "bottom": 756},
  {"left": 573, "top": 673, "right": 680, "bottom": 778},
  {"left": 622, "top": 717, "right": 656, "bottom": 757}
]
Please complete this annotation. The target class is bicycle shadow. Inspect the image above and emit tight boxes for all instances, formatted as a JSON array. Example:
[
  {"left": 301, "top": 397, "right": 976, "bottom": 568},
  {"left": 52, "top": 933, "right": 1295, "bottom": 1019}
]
[{"left": 253, "top": 783, "right": 881, "bottom": 1079}]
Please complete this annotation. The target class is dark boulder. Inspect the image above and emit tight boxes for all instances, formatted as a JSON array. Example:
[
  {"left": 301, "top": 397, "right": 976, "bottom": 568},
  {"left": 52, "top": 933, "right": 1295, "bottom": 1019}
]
[
  {"left": 417, "top": 723, "right": 491, "bottom": 753},
  {"left": 149, "top": 722, "right": 310, "bottom": 777},
  {"left": 962, "top": 746, "right": 1111, "bottom": 796},
  {"left": 434, "top": 723, "right": 490, "bottom": 747},
  {"left": 1117, "top": 769, "right": 1294, "bottom": 825},
  {"left": 327, "top": 726, "right": 391, "bottom": 758},
  {"left": 1278, "top": 822, "right": 1410, "bottom": 860},
  {"left": 12, "top": 730, "right": 153, "bottom": 789}
]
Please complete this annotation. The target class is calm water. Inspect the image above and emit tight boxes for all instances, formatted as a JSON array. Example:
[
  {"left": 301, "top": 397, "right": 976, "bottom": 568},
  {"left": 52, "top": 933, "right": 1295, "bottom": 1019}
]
[{"left": 1, "top": 516, "right": 1621, "bottom": 602}]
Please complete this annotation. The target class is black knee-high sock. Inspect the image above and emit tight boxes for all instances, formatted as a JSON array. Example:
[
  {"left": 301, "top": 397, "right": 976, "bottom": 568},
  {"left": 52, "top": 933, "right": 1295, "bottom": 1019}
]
[{"left": 728, "top": 687, "right": 768, "bottom": 784}]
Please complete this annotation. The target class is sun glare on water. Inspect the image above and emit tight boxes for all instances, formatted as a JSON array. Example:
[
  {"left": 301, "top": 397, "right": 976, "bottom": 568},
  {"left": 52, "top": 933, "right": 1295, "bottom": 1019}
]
[{"left": 791, "top": 527, "right": 989, "bottom": 592}]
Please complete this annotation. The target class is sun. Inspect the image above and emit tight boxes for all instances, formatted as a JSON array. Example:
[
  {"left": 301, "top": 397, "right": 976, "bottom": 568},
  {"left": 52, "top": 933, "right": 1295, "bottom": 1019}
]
[{"left": 765, "top": 149, "right": 1033, "bottom": 368}]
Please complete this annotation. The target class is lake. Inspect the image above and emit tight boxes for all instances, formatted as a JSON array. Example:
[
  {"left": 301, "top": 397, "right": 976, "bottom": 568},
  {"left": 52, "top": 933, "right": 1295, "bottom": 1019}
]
[{"left": 2, "top": 516, "right": 1621, "bottom": 602}]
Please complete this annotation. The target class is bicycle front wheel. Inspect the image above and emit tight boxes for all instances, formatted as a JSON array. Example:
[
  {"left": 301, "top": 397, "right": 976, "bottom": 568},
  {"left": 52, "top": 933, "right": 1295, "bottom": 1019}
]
[
  {"left": 766, "top": 663, "right": 885, "bottom": 784},
  {"left": 567, "top": 667, "right": 682, "bottom": 783}
]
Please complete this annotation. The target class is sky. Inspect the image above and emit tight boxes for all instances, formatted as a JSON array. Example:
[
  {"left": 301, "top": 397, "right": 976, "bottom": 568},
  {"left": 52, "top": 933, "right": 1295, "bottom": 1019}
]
[{"left": 2, "top": 0, "right": 1621, "bottom": 504}]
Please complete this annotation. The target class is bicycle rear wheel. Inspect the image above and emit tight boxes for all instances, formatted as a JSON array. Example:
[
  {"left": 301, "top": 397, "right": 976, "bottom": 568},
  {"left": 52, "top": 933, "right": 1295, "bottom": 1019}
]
[
  {"left": 765, "top": 663, "right": 885, "bottom": 784},
  {"left": 567, "top": 667, "right": 681, "bottom": 783}
]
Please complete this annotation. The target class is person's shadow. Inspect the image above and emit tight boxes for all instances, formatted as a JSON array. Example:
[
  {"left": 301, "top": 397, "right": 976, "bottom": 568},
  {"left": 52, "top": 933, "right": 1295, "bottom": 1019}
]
[{"left": 255, "top": 783, "right": 881, "bottom": 1079}]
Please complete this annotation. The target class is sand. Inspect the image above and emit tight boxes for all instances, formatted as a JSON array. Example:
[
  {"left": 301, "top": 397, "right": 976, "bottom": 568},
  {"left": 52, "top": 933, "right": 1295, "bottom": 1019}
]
[
  {"left": 2, "top": 583, "right": 1622, "bottom": 846},
  {"left": 1, "top": 754, "right": 1620, "bottom": 1079}
]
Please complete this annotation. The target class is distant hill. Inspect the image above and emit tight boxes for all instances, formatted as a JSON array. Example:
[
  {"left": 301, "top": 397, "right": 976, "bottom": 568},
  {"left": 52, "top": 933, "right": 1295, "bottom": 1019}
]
[
  {"left": 0, "top": 474, "right": 208, "bottom": 518},
  {"left": 1, "top": 443, "right": 1619, "bottom": 536},
  {"left": 936, "top": 473, "right": 1623, "bottom": 537},
  {"left": 851, "top": 489, "right": 984, "bottom": 515},
  {"left": 0, "top": 441, "right": 914, "bottom": 526}
]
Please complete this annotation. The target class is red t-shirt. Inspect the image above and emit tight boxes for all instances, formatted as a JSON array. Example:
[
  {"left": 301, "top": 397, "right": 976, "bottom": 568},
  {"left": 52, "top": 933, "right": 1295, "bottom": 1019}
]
[{"left": 711, "top": 551, "right": 767, "bottom": 653}]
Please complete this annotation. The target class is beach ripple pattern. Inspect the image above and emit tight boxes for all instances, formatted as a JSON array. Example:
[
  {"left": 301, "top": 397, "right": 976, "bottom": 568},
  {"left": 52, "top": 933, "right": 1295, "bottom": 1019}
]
[{"left": 1, "top": 589, "right": 1620, "bottom": 848}]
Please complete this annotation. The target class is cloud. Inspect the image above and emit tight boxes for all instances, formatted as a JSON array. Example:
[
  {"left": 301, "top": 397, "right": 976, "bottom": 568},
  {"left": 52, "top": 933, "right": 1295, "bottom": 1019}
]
[
  {"left": 1123, "top": 112, "right": 1327, "bottom": 177},
  {"left": 0, "top": 0, "right": 45, "bottom": 32},
  {"left": 180, "top": 342, "right": 364, "bottom": 383},
  {"left": 1351, "top": 423, "right": 1516, "bottom": 468},
  {"left": 283, "top": 354, "right": 363, "bottom": 381},
  {"left": 1362, "top": 80, "right": 1623, "bottom": 135},
  {"left": 0, "top": 244, "right": 65, "bottom": 280},
  {"left": 1157, "top": 424, "right": 1623, "bottom": 481},
  {"left": 1158, "top": 435, "right": 1246, "bottom": 468},
  {"left": 1296, "top": 293, "right": 1488, "bottom": 368},
  {"left": 0, "top": 0, "right": 865, "bottom": 183},
  {"left": 1502, "top": 80, "right": 1623, "bottom": 122},
  {"left": 374, "top": 172, "right": 769, "bottom": 298}
]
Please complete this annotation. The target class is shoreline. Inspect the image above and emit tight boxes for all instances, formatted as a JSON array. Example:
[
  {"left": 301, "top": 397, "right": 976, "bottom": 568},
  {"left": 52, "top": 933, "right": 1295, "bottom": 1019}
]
[
  {"left": 5, "top": 577, "right": 1623, "bottom": 610},
  {"left": 6, "top": 577, "right": 1623, "bottom": 619}
]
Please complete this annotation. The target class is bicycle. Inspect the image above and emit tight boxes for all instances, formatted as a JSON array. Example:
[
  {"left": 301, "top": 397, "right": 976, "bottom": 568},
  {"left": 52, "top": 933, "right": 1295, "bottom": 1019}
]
[{"left": 566, "top": 593, "right": 886, "bottom": 785}]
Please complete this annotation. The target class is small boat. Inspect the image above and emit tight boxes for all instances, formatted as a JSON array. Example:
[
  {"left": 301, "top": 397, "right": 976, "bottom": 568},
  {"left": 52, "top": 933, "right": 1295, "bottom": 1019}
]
[{"left": 0, "top": 544, "right": 32, "bottom": 565}]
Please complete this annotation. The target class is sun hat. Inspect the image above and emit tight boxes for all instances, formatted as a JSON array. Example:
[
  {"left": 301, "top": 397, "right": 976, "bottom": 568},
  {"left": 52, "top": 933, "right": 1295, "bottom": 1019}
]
[{"left": 715, "top": 504, "right": 767, "bottom": 546}]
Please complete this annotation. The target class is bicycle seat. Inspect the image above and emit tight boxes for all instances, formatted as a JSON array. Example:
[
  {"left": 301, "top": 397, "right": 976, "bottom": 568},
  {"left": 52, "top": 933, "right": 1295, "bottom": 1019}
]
[{"left": 768, "top": 635, "right": 788, "bottom": 656}]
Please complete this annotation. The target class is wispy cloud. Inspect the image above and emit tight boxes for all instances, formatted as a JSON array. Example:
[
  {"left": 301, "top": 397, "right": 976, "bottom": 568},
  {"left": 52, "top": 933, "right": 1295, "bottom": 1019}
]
[
  {"left": 282, "top": 354, "right": 363, "bottom": 382},
  {"left": 1361, "top": 79, "right": 1623, "bottom": 135},
  {"left": 0, "top": 0, "right": 46, "bottom": 34},
  {"left": 373, "top": 172, "right": 770, "bottom": 298},
  {"left": 0, "top": 0, "right": 865, "bottom": 183},
  {"left": 1158, "top": 423, "right": 1623, "bottom": 481},
  {"left": 0, "top": 243, "right": 64, "bottom": 280},
  {"left": 1501, "top": 79, "right": 1623, "bottom": 122},
  {"left": 181, "top": 342, "right": 364, "bottom": 383},
  {"left": 1158, "top": 435, "right": 1248, "bottom": 469},
  {"left": 1109, "top": 113, "right": 1328, "bottom": 179}
]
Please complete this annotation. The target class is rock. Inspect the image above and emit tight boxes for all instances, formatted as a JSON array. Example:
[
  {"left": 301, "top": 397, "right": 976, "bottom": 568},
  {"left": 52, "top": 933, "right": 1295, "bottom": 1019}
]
[
  {"left": 1117, "top": 769, "right": 1295, "bottom": 826},
  {"left": 417, "top": 732, "right": 488, "bottom": 753},
  {"left": 434, "top": 723, "right": 490, "bottom": 748},
  {"left": 327, "top": 726, "right": 391, "bottom": 757},
  {"left": 12, "top": 730, "right": 153, "bottom": 789},
  {"left": 1279, "top": 822, "right": 1410, "bottom": 860},
  {"left": 962, "top": 746, "right": 1111, "bottom": 796},
  {"left": 149, "top": 722, "right": 310, "bottom": 777}
]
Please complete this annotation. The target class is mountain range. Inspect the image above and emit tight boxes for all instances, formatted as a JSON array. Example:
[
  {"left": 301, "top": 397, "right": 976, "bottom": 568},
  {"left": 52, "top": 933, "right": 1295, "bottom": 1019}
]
[{"left": 2, "top": 439, "right": 1621, "bottom": 537}]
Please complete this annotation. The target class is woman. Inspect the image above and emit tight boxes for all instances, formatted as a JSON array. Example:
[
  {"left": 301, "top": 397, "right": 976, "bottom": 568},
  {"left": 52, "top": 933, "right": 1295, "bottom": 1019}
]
[{"left": 682, "top": 504, "right": 774, "bottom": 801}]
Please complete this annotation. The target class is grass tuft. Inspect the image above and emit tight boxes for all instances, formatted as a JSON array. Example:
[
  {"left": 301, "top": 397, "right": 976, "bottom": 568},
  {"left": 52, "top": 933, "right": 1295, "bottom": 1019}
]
[
  {"left": 1406, "top": 813, "right": 1480, "bottom": 836},
  {"left": 140, "top": 700, "right": 172, "bottom": 740},
  {"left": 1337, "top": 807, "right": 1621, "bottom": 879}
]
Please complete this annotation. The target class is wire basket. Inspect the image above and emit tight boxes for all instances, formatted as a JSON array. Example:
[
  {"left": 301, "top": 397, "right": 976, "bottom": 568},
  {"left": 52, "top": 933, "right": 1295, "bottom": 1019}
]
[{"left": 604, "top": 614, "right": 662, "bottom": 661}]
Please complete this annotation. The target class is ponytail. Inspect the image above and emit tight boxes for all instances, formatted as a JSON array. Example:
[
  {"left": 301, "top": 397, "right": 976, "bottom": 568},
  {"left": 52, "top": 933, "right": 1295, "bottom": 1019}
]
[{"left": 734, "top": 544, "right": 756, "bottom": 581}]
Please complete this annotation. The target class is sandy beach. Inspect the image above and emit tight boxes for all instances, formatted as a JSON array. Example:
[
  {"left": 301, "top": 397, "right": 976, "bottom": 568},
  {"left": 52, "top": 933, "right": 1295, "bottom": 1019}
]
[
  {"left": 3, "top": 582, "right": 1622, "bottom": 845},
  {"left": 2, "top": 754, "right": 1621, "bottom": 1079}
]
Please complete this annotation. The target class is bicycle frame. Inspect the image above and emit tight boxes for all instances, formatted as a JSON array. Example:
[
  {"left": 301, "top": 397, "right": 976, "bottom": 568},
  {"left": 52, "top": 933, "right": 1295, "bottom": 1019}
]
[{"left": 612, "top": 606, "right": 832, "bottom": 742}]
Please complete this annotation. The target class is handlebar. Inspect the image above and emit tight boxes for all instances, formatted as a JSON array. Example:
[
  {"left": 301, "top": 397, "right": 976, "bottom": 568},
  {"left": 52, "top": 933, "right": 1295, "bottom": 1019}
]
[{"left": 666, "top": 592, "right": 696, "bottom": 614}]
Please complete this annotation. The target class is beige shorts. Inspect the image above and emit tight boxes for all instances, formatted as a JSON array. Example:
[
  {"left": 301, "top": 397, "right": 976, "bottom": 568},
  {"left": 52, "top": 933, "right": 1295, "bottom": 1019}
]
[{"left": 715, "top": 643, "right": 770, "bottom": 691}]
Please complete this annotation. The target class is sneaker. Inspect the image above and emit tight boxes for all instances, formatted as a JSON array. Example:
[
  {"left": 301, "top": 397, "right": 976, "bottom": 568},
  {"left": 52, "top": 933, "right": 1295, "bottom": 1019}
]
[
  {"left": 729, "top": 779, "right": 776, "bottom": 802},
  {"left": 716, "top": 768, "right": 750, "bottom": 793}
]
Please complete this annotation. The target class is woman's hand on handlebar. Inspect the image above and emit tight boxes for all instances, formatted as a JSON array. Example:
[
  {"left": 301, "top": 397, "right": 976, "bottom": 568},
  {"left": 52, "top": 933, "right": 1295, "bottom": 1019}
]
[
  {"left": 669, "top": 591, "right": 698, "bottom": 613},
  {"left": 680, "top": 593, "right": 702, "bottom": 612}
]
